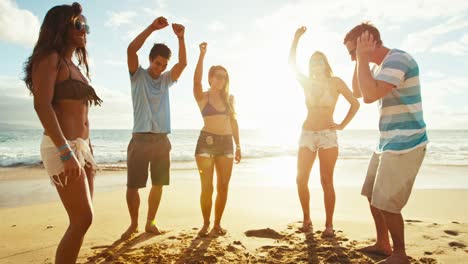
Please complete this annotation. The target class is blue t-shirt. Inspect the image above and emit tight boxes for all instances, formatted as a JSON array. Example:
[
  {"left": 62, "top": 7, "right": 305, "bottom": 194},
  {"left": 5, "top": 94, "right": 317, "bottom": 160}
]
[
  {"left": 130, "top": 66, "right": 176, "bottom": 133},
  {"left": 373, "top": 49, "right": 428, "bottom": 153}
]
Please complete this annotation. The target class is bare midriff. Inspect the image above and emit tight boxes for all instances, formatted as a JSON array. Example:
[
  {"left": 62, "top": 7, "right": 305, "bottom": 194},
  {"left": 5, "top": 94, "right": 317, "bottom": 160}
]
[
  {"left": 45, "top": 100, "right": 90, "bottom": 140},
  {"left": 302, "top": 106, "right": 336, "bottom": 131},
  {"left": 201, "top": 115, "right": 232, "bottom": 135}
]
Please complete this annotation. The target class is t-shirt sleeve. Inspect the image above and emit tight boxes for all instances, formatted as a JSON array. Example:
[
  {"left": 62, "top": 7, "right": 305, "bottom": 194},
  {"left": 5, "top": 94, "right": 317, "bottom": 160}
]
[
  {"left": 161, "top": 70, "right": 176, "bottom": 88},
  {"left": 129, "top": 66, "right": 143, "bottom": 82},
  {"left": 375, "top": 53, "right": 410, "bottom": 87}
]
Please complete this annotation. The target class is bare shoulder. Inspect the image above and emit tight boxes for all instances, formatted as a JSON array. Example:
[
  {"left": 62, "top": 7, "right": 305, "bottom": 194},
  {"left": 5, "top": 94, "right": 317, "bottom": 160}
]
[{"left": 331, "top": 77, "right": 347, "bottom": 90}]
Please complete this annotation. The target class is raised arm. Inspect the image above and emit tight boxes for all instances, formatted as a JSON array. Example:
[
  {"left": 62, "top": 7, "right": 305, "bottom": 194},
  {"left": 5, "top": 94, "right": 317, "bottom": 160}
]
[
  {"left": 329, "top": 78, "right": 360, "bottom": 130},
  {"left": 170, "top": 23, "right": 187, "bottom": 81},
  {"left": 127, "top": 16, "right": 169, "bottom": 75},
  {"left": 356, "top": 31, "right": 393, "bottom": 104},
  {"left": 32, "top": 53, "right": 82, "bottom": 180},
  {"left": 289, "top": 26, "right": 307, "bottom": 79},
  {"left": 193, "top": 42, "right": 207, "bottom": 101}
]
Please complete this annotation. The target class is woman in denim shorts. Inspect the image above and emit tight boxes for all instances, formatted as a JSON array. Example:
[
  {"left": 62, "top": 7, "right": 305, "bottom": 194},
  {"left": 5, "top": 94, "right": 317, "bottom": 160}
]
[{"left": 193, "top": 42, "right": 241, "bottom": 236}]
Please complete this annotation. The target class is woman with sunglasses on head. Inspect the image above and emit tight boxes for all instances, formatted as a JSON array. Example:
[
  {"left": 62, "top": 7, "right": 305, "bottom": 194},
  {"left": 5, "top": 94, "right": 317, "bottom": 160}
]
[
  {"left": 23, "top": 2, "right": 101, "bottom": 263},
  {"left": 289, "top": 26, "right": 359, "bottom": 236},
  {"left": 193, "top": 42, "right": 241, "bottom": 237}
]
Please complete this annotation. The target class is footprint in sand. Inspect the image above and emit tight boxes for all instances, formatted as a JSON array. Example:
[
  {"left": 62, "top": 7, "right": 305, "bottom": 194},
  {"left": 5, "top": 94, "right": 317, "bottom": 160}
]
[
  {"left": 405, "top": 219, "right": 423, "bottom": 223},
  {"left": 443, "top": 230, "right": 459, "bottom": 236},
  {"left": 448, "top": 241, "right": 466, "bottom": 249},
  {"left": 245, "top": 228, "right": 284, "bottom": 239}
]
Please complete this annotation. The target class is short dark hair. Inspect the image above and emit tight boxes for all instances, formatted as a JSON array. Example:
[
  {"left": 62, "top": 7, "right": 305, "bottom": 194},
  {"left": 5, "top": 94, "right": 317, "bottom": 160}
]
[
  {"left": 343, "top": 22, "right": 382, "bottom": 46},
  {"left": 149, "top": 43, "right": 171, "bottom": 61}
]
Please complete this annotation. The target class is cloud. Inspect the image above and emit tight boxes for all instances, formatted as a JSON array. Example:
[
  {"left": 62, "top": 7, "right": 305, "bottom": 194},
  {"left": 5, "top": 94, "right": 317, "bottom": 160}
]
[
  {"left": 431, "top": 41, "right": 468, "bottom": 56},
  {"left": 0, "top": 75, "right": 30, "bottom": 99},
  {"left": 0, "top": 0, "right": 40, "bottom": 47},
  {"left": 402, "top": 17, "right": 468, "bottom": 53},
  {"left": 208, "top": 21, "right": 225, "bottom": 32},
  {"left": 105, "top": 11, "right": 137, "bottom": 28}
]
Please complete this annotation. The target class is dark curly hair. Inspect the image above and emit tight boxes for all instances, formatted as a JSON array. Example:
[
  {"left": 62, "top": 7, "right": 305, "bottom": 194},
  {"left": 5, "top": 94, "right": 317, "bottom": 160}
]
[{"left": 23, "top": 2, "right": 90, "bottom": 93}]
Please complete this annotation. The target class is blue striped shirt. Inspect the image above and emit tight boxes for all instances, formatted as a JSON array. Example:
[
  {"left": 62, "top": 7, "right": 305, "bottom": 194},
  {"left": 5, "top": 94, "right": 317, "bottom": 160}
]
[{"left": 373, "top": 49, "right": 428, "bottom": 153}]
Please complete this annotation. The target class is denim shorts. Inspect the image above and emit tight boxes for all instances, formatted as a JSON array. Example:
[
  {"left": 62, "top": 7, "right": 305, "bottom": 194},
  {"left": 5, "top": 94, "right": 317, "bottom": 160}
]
[{"left": 195, "top": 130, "right": 233, "bottom": 158}]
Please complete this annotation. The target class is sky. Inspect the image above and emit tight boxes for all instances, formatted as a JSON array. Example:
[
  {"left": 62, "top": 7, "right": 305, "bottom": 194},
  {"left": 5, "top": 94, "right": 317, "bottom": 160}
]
[{"left": 1, "top": 0, "right": 468, "bottom": 130}]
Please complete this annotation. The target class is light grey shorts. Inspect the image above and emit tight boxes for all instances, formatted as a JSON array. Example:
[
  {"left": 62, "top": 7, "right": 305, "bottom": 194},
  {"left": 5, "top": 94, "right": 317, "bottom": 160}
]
[{"left": 361, "top": 146, "right": 426, "bottom": 213}]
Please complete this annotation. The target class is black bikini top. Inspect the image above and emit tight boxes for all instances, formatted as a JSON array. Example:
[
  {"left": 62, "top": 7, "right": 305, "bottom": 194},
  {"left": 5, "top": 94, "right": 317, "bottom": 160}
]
[{"left": 53, "top": 60, "right": 102, "bottom": 106}]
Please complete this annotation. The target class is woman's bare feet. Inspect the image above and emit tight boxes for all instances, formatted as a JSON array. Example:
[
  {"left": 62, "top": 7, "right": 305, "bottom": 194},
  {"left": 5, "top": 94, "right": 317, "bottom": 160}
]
[
  {"left": 377, "top": 253, "right": 410, "bottom": 264},
  {"left": 198, "top": 224, "right": 210, "bottom": 237},
  {"left": 358, "top": 244, "right": 392, "bottom": 256},
  {"left": 299, "top": 220, "right": 313, "bottom": 233},
  {"left": 145, "top": 220, "right": 164, "bottom": 235},
  {"left": 121, "top": 224, "right": 138, "bottom": 240},
  {"left": 321, "top": 226, "right": 335, "bottom": 237},
  {"left": 212, "top": 225, "right": 227, "bottom": 236}
]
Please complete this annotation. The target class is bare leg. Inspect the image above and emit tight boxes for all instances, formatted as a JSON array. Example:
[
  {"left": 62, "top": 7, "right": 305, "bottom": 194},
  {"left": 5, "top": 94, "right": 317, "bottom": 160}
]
[
  {"left": 54, "top": 170, "right": 93, "bottom": 264},
  {"left": 358, "top": 198, "right": 392, "bottom": 256},
  {"left": 121, "top": 188, "right": 140, "bottom": 239},
  {"left": 379, "top": 210, "right": 409, "bottom": 263},
  {"left": 296, "top": 147, "right": 316, "bottom": 232},
  {"left": 196, "top": 156, "right": 215, "bottom": 236},
  {"left": 146, "top": 185, "right": 164, "bottom": 234},
  {"left": 318, "top": 147, "right": 338, "bottom": 236},
  {"left": 213, "top": 156, "right": 234, "bottom": 235}
]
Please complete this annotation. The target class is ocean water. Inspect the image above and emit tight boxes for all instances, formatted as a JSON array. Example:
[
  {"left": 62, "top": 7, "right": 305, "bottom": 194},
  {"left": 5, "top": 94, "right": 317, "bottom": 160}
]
[
  {"left": 1, "top": 129, "right": 467, "bottom": 207},
  {"left": 1, "top": 129, "right": 467, "bottom": 168}
]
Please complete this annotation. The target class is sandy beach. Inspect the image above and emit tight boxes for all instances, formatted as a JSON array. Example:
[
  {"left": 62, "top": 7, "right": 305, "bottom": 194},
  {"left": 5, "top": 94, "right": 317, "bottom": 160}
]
[{"left": 0, "top": 164, "right": 467, "bottom": 263}]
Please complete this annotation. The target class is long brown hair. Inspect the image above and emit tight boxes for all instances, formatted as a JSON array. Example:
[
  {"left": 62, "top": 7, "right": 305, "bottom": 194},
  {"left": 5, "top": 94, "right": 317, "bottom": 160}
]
[
  {"left": 208, "top": 65, "right": 235, "bottom": 116},
  {"left": 23, "top": 2, "right": 90, "bottom": 93}
]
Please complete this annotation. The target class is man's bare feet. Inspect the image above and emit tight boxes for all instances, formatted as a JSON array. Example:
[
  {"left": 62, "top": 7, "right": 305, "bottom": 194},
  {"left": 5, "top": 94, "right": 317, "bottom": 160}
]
[
  {"left": 198, "top": 224, "right": 210, "bottom": 237},
  {"left": 145, "top": 220, "right": 164, "bottom": 235},
  {"left": 358, "top": 244, "right": 392, "bottom": 256},
  {"left": 299, "top": 220, "right": 313, "bottom": 233},
  {"left": 377, "top": 253, "right": 410, "bottom": 264},
  {"left": 212, "top": 225, "right": 227, "bottom": 236},
  {"left": 121, "top": 225, "right": 138, "bottom": 240},
  {"left": 321, "top": 226, "right": 335, "bottom": 238}
]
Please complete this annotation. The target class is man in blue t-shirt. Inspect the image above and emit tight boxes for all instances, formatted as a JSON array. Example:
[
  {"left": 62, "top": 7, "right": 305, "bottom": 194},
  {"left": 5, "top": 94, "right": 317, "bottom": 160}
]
[
  {"left": 343, "top": 23, "right": 428, "bottom": 264},
  {"left": 122, "top": 16, "right": 187, "bottom": 239}
]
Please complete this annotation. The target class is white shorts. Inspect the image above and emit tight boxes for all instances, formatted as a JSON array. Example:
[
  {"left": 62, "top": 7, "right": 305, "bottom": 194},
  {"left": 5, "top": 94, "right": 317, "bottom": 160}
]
[
  {"left": 40, "top": 135, "right": 97, "bottom": 187},
  {"left": 298, "top": 129, "right": 338, "bottom": 152}
]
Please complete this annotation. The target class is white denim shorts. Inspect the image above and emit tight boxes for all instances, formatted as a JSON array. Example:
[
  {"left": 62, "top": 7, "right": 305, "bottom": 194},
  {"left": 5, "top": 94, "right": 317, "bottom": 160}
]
[
  {"left": 298, "top": 129, "right": 338, "bottom": 152},
  {"left": 40, "top": 135, "right": 97, "bottom": 187}
]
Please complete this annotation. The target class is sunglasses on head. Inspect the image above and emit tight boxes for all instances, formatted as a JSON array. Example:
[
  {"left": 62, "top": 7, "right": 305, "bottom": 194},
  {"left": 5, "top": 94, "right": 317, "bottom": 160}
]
[
  {"left": 213, "top": 73, "right": 227, "bottom": 80},
  {"left": 73, "top": 20, "right": 90, "bottom": 34}
]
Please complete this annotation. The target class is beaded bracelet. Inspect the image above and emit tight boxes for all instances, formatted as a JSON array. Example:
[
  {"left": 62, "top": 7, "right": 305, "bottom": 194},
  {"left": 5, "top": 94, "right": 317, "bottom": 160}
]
[{"left": 60, "top": 151, "right": 74, "bottom": 161}]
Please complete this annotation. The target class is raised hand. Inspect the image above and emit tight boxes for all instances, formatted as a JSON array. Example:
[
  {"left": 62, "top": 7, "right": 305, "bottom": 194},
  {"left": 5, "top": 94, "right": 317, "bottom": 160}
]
[
  {"left": 151, "top": 16, "right": 169, "bottom": 31},
  {"left": 172, "top": 23, "right": 185, "bottom": 38},
  {"left": 199, "top": 42, "right": 207, "bottom": 55},
  {"left": 295, "top": 26, "right": 307, "bottom": 39},
  {"left": 356, "top": 30, "right": 376, "bottom": 60}
]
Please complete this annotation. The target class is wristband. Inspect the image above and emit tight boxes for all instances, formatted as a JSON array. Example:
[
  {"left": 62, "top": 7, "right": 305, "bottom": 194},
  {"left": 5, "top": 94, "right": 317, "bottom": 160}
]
[
  {"left": 57, "top": 143, "right": 70, "bottom": 151},
  {"left": 60, "top": 151, "right": 74, "bottom": 162}
]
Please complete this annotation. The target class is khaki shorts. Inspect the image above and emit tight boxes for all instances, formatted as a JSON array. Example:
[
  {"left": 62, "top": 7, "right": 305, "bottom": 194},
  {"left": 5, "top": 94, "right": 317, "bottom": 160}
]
[
  {"left": 127, "top": 133, "right": 171, "bottom": 188},
  {"left": 361, "top": 146, "right": 426, "bottom": 213}
]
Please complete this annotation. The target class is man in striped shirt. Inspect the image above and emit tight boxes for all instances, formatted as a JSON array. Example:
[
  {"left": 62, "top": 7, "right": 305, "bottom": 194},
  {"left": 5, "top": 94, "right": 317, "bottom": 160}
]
[{"left": 344, "top": 23, "right": 428, "bottom": 264}]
